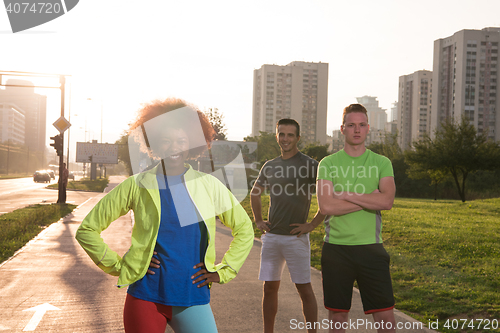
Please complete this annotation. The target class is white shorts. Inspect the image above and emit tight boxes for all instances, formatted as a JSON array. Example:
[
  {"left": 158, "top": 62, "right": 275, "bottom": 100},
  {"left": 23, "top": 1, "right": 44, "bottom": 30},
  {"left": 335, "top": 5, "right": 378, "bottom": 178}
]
[{"left": 258, "top": 233, "right": 311, "bottom": 284}]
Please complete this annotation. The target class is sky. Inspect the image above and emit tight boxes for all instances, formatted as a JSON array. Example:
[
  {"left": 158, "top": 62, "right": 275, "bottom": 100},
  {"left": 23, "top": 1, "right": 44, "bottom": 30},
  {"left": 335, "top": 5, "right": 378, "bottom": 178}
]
[{"left": 1, "top": 0, "right": 500, "bottom": 162}]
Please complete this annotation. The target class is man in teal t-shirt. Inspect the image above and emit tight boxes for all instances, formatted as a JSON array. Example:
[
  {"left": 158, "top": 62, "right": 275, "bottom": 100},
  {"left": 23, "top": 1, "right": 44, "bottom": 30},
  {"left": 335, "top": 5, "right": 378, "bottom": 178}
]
[{"left": 317, "top": 104, "right": 397, "bottom": 333}]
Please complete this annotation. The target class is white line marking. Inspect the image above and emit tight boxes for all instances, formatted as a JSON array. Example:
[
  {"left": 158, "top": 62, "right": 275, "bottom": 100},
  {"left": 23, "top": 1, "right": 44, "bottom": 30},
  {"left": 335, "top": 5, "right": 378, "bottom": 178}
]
[{"left": 23, "top": 303, "right": 61, "bottom": 331}]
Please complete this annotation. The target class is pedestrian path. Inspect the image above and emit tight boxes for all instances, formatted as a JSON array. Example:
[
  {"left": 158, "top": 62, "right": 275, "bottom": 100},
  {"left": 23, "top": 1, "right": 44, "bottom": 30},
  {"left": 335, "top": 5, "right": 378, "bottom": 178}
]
[
  {"left": 0, "top": 175, "right": 434, "bottom": 332},
  {"left": 203, "top": 224, "right": 434, "bottom": 333}
]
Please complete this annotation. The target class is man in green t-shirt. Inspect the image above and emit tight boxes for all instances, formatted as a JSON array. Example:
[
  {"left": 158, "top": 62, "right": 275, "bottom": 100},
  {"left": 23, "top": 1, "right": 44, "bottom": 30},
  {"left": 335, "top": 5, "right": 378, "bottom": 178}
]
[{"left": 317, "top": 104, "right": 396, "bottom": 333}]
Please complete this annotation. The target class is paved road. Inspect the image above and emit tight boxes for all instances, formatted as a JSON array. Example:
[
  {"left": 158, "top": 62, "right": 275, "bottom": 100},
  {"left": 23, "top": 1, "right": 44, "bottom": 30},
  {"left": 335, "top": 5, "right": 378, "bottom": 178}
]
[
  {"left": 0, "top": 176, "right": 96, "bottom": 215},
  {"left": 0, "top": 175, "right": 433, "bottom": 332},
  {"left": 0, "top": 176, "right": 128, "bottom": 332}
]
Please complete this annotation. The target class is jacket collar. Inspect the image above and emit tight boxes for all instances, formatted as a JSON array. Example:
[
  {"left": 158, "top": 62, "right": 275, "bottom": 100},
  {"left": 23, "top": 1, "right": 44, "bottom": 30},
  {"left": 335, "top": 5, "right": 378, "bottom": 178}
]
[{"left": 135, "top": 162, "right": 196, "bottom": 190}]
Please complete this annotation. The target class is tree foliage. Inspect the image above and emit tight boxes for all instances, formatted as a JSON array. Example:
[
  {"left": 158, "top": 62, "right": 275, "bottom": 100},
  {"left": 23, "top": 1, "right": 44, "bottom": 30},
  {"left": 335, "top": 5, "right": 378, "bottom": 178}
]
[
  {"left": 367, "top": 132, "right": 402, "bottom": 161},
  {"left": 405, "top": 117, "right": 500, "bottom": 202},
  {"left": 366, "top": 132, "right": 427, "bottom": 199},
  {"left": 115, "top": 133, "right": 133, "bottom": 176},
  {"left": 301, "top": 142, "right": 330, "bottom": 162},
  {"left": 204, "top": 108, "right": 227, "bottom": 141},
  {"left": 243, "top": 131, "right": 280, "bottom": 165}
]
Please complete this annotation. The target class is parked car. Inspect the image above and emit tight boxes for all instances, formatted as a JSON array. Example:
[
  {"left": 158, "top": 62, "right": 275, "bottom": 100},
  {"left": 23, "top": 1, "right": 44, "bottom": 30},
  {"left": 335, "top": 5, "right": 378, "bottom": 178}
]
[
  {"left": 33, "top": 170, "right": 51, "bottom": 183},
  {"left": 68, "top": 172, "right": 75, "bottom": 180},
  {"left": 46, "top": 170, "right": 55, "bottom": 179}
]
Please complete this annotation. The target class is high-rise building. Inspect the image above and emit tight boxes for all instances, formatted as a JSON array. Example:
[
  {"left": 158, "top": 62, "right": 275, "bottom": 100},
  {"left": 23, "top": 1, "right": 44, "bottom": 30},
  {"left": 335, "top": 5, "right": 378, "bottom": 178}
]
[
  {"left": 252, "top": 61, "right": 328, "bottom": 144},
  {"left": 331, "top": 129, "right": 344, "bottom": 153},
  {"left": 390, "top": 101, "right": 398, "bottom": 122},
  {"left": 397, "top": 70, "right": 432, "bottom": 149},
  {"left": 0, "top": 79, "right": 47, "bottom": 151},
  {"left": 0, "top": 103, "right": 26, "bottom": 145},
  {"left": 385, "top": 121, "right": 397, "bottom": 136},
  {"left": 355, "top": 96, "right": 387, "bottom": 131},
  {"left": 431, "top": 27, "right": 500, "bottom": 141}
]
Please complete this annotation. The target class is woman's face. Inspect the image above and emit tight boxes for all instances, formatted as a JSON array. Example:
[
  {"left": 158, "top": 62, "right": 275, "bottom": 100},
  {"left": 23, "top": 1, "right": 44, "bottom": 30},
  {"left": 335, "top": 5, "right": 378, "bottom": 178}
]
[{"left": 159, "top": 128, "right": 190, "bottom": 174}]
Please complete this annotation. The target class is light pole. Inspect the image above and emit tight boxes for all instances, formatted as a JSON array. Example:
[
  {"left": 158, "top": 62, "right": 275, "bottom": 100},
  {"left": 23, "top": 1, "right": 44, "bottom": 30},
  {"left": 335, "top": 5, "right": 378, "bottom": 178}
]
[
  {"left": 87, "top": 97, "right": 103, "bottom": 143},
  {"left": 0, "top": 70, "right": 70, "bottom": 203},
  {"left": 66, "top": 85, "right": 72, "bottom": 169},
  {"left": 87, "top": 97, "right": 103, "bottom": 178}
]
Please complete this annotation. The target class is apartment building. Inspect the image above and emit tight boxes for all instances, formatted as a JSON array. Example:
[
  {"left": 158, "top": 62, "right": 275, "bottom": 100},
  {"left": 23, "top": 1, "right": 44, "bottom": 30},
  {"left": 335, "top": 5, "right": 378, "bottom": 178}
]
[
  {"left": 397, "top": 70, "right": 432, "bottom": 149},
  {"left": 252, "top": 61, "right": 328, "bottom": 144},
  {"left": 0, "top": 79, "right": 47, "bottom": 151},
  {"left": 0, "top": 103, "right": 25, "bottom": 145},
  {"left": 431, "top": 27, "right": 500, "bottom": 141},
  {"left": 355, "top": 96, "right": 387, "bottom": 131}
]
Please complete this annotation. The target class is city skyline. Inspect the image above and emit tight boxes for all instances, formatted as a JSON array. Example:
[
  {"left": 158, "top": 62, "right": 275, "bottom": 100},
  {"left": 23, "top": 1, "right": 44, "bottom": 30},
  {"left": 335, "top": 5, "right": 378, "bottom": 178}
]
[{"left": 1, "top": 0, "right": 500, "bottom": 163}]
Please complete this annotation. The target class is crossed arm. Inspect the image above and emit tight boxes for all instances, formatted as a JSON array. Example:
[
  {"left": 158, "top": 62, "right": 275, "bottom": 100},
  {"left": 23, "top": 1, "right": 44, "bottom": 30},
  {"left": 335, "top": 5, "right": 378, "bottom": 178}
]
[{"left": 317, "top": 176, "right": 396, "bottom": 216}]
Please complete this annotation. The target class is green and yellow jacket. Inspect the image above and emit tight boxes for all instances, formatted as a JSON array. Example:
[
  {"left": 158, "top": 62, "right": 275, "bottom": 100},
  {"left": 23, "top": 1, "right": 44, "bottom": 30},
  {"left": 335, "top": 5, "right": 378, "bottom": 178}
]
[{"left": 76, "top": 164, "right": 254, "bottom": 288}]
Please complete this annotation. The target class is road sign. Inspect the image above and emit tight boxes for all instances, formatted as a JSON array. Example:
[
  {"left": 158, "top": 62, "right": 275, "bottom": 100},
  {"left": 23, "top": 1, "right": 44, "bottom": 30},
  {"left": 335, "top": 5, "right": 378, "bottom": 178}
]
[
  {"left": 53, "top": 116, "right": 71, "bottom": 133},
  {"left": 76, "top": 142, "right": 119, "bottom": 164}
]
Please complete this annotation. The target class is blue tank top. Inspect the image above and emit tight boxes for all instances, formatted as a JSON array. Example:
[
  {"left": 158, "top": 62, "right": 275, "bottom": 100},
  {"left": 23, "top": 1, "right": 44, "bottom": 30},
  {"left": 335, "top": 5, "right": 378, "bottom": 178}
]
[{"left": 127, "top": 172, "right": 210, "bottom": 306}]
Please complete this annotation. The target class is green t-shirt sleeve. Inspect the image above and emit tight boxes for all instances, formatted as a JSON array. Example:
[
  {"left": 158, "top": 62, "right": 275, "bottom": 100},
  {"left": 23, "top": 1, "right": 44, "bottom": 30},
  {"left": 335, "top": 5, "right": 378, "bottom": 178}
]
[
  {"left": 317, "top": 156, "right": 332, "bottom": 181},
  {"left": 310, "top": 159, "right": 319, "bottom": 184},
  {"left": 379, "top": 155, "right": 394, "bottom": 179}
]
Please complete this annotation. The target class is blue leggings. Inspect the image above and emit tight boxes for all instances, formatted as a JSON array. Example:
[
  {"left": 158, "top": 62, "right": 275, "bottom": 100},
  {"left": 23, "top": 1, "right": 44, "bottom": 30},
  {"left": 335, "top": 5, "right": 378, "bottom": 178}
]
[{"left": 124, "top": 294, "right": 218, "bottom": 333}]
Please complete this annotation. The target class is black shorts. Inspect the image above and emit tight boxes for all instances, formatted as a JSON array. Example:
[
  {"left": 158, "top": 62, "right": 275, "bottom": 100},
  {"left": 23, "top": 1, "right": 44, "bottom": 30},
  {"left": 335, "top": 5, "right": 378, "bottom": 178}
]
[{"left": 321, "top": 242, "right": 395, "bottom": 314}]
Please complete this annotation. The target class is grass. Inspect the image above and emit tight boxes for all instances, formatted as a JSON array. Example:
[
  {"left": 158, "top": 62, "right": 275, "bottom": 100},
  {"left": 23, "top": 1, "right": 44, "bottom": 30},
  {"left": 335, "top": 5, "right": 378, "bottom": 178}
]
[
  {"left": 0, "top": 203, "right": 76, "bottom": 263},
  {"left": 0, "top": 174, "right": 32, "bottom": 179},
  {"left": 239, "top": 196, "right": 500, "bottom": 333},
  {"left": 47, "top": 177, "right": 109, "bottom": 192},
  {"left": 383, "top": 198, "right": 500, "bottom": 332}
]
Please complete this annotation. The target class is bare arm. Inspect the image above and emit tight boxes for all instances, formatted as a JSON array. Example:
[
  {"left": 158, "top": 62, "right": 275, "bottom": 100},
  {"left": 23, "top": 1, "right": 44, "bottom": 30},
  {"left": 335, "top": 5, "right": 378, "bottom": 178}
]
[
  {"left": 317, "top": 179, "right": 364, "bottom": 216},
  {"left": 338, "top": 176, "right": 396, "bottom": 211},
  {"left": 250, "top": 182, "right": 271, "bottom": 232},
  {"left": 290, "top": 209, "right": 326, "bottom": 237}
]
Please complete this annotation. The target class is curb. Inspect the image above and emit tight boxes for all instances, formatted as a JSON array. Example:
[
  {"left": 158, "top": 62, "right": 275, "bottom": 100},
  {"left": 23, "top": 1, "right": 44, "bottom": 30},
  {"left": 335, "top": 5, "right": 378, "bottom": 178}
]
[{"left": 0, "top": 198, "right": 95, "bottom": 269}]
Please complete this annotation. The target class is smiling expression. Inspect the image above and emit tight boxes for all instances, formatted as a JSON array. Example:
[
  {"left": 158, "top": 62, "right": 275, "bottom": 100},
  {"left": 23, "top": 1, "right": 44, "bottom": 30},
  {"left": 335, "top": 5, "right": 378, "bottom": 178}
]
[
  {"left": 159, "top": 128, "right": 190, "bottom": 174},
  {"left": 276, "top": 124, "right": 300, "bottom": 154}
]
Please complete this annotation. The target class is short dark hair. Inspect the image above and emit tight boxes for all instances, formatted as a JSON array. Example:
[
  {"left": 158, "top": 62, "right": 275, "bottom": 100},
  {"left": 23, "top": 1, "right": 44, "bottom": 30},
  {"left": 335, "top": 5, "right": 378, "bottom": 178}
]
[
  {"left": 276, "top": 118, "right": 300, "bottom": 136},
  {"left": 342, "top": 104, "right": 368, "bottom": 124}
]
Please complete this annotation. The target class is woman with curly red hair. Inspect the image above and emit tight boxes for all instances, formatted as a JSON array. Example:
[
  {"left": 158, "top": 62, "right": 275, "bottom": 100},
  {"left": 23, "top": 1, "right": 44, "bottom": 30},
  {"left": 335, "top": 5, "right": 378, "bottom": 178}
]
[{"left": 76, "top": 98, "right": 254, "bottom": 333}]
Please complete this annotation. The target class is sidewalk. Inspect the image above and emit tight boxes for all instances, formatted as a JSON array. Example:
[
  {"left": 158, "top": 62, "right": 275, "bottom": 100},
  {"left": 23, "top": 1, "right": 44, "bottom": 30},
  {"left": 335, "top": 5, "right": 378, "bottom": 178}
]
[
  {"left": 0, "top": 175, "right": 435, "bottom": 332},
  {"left": 204, "top": 224, "right": 434, "bottom": 333}
]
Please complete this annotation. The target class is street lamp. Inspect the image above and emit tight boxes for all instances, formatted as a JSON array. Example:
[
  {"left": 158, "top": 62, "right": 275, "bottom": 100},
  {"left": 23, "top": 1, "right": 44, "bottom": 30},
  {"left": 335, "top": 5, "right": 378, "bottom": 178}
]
[
  {"left": 87, "top": 97, "right": 104, "bottom": 179},
  {"left": 87, "top": 97, "right": 103, "bottom": 143}
]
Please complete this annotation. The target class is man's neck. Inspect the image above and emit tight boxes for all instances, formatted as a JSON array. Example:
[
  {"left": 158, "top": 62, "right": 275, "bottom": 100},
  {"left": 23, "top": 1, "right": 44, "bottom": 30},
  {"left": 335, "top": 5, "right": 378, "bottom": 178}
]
[
  {"left": 343, "top": 143, "right": 366, "bottom": 157},
  {"left": 281, "top": 148, "right": 299, "bottom": 160}
]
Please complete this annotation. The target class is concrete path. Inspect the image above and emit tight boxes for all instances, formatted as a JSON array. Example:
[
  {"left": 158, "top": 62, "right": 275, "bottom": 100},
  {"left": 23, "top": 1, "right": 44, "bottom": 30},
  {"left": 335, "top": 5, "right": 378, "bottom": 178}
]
[{"left": 0, "top": 175, "right": 434, "bottom": 332}]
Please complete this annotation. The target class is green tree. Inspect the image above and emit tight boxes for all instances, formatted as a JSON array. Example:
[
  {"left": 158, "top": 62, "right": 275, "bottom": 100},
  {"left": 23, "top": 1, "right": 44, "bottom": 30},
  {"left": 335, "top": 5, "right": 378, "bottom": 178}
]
[
  {"left": 406, "top": 166, "right": 449, "bottom": 200},
  {"left": 369, "top": 132, "right": 447, "bottom": 199},
  {"left": 366, "top": 132, "right": 428, "bottom": 199},
  {"left": 244, "top": 131, "right": 280, "bottom": 165},
  {"left": 367, "top": 132, "right": 402, "bottom": 161},
  {"left": 405, "top": 117, "right": 500, "bottom": 202},
  {"left": 301, "top": 142, "right": 330, "bottom": 161},
  {"left": 204, "top": 108, "right": 227, "bottom": 141},
  {"left": 115, "top": 133, "right": 133, "bottom": 176}
]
